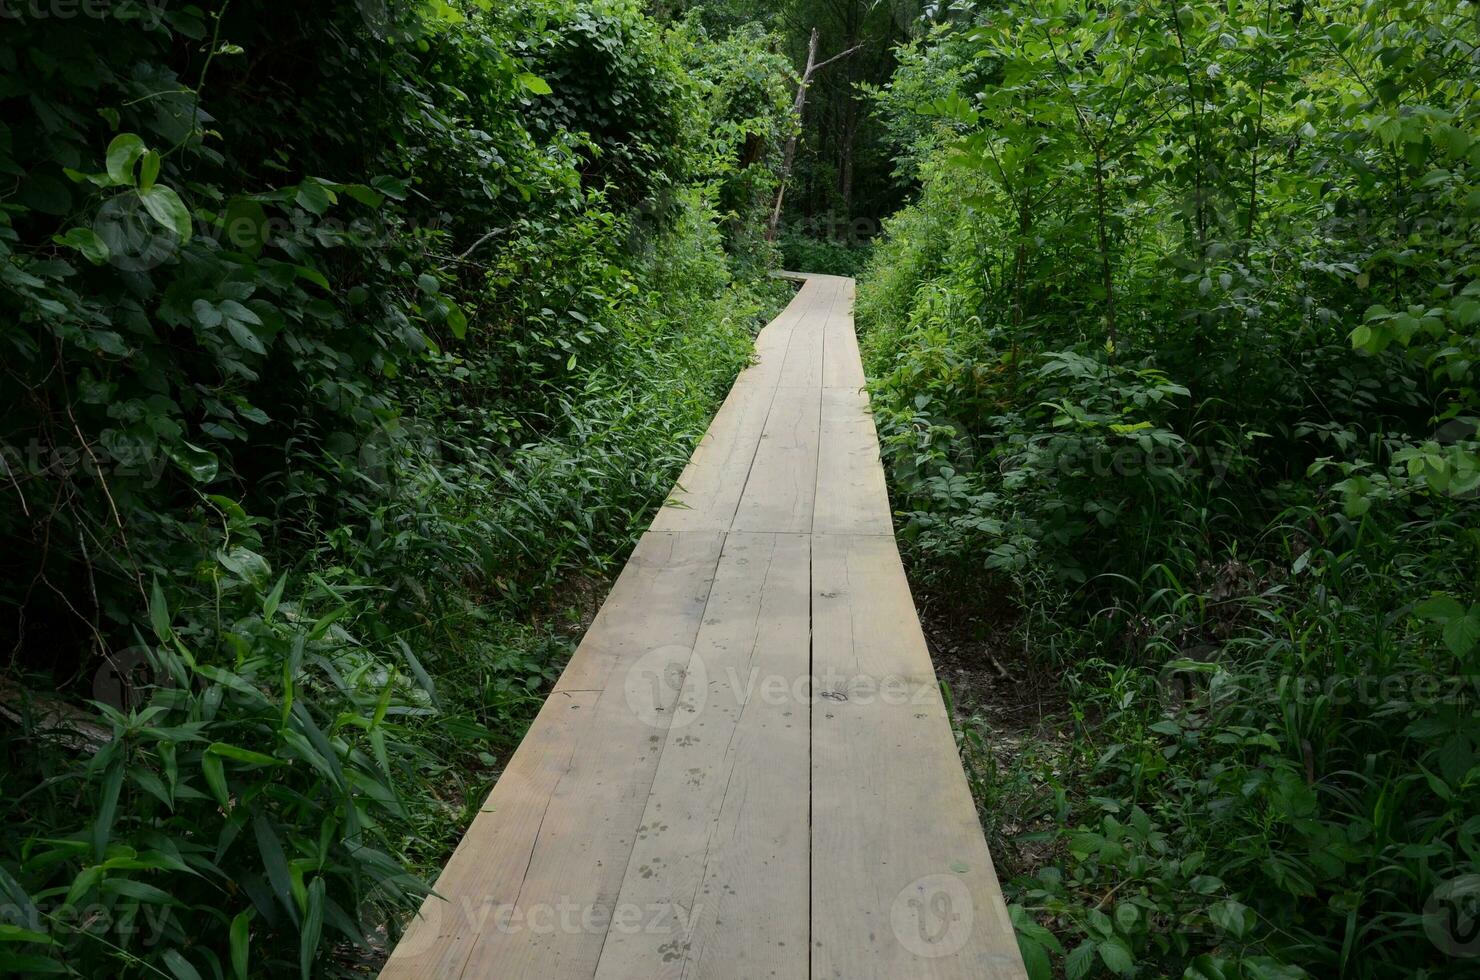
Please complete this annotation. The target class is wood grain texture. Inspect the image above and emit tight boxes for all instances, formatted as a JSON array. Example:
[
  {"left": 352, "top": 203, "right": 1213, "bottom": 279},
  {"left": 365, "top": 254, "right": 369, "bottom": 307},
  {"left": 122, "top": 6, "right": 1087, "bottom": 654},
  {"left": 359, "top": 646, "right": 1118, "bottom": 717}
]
[
  {"left": 813, "top": 387, "right": 893, "bottom": 535},
  {"left": 811, "top": 532, "right": 1021, "bottom": 979},
  {"left": 593, "top": 532, "right": 810, "bottom": 980}
]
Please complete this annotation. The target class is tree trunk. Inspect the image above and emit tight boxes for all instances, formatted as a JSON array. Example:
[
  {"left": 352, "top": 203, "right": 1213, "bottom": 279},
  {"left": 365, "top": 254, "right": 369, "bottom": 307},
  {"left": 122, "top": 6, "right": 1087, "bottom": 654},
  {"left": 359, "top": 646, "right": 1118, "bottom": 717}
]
[
  {"left": 769, "top": 29, "right": 820, "bottom": 241},
  {"left": 768, "top": 30, "right": 862, "bottom": 241}
]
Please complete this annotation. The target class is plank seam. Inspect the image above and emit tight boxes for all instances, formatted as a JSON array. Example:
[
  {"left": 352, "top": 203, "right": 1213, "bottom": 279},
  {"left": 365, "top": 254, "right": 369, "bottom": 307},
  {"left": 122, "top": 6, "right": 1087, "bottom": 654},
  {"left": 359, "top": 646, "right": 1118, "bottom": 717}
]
[{"left": 585, "top": 529, "right": 732, "bottom": 978}]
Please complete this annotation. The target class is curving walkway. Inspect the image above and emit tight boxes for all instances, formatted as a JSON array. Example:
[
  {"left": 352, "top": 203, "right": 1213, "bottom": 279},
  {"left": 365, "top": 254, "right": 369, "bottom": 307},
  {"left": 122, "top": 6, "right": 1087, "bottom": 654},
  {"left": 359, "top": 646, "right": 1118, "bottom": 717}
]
[{"left": 379, "top": 274, "right": 1027, "bottom": 979}]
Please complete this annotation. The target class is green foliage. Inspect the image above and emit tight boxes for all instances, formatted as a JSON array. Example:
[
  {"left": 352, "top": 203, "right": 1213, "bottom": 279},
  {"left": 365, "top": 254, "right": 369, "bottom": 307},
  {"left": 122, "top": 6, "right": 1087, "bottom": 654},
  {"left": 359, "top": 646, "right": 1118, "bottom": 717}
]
[
  {"left": 859, "top": 1, "right": 1480, "bottom": 977},
  {"left": 777, "top": 231, "right": 873, "bottom": 277},
  {"left": 0, "top": 1, "right": 790, "bottom": 976}
]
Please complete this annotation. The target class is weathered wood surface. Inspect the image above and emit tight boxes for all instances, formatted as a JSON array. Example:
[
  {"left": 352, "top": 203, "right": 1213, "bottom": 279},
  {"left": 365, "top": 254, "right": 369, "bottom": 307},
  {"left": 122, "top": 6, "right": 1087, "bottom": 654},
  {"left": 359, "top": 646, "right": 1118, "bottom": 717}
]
[{"left": 380, "top": 273, "right": 1026, "bottom": 980}]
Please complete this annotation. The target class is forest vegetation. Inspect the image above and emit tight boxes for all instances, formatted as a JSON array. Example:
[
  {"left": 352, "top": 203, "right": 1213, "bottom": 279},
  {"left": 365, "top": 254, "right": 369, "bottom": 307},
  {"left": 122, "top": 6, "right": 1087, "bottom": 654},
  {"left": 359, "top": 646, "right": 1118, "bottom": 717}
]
[{"left": 1, "top": 1, "right": 1477, "bottom": 979}]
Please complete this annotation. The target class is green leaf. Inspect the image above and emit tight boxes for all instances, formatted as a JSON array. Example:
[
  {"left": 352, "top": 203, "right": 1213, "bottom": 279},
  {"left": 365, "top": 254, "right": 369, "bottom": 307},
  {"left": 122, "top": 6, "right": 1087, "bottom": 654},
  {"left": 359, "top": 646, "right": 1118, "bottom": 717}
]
[
  {"left": 150, "top": 579, "right": 172, "bottom": 641},
  {"left": 0, "top": 924, "right": 54, "bottom": 945},
  {"left": 1114, "top": 902, "right": 1140, "bottom": 931},
  {"left": 1416, "top": 596, "right": 1465, "bottom": 622},
  {"left": 0, "top": 953, "right": 67, "bottom": 974},
  {"left": 105, "top": 133, "right": 146, "bottom": 186},
  {"left": 138, "top": 150, "right": 161, "bottom": 192},
  {"left": 1016, "top": 934, "right": 1051, "bottom": 980},
  {"left": 264, "top": 573, "right": 288, "bottom": 623},
  {"left": 100, "top": 878, "right": 176, "bottom": 904},
  {"left": 446, "top": 301, "right": 468, "bottom": 340},
  {"left": 139, "top": 185, "right": 193, "bottom": 242},
  {"left": 338, "top": 183, "right": 384, "bottom": 208},
  {"left": 254, "top": 811, "right": 299, "bottom": 924},
  {"left": 517, "top": 72, "right": 553, "bottom": 95},
  {"left": 1209, "top": 899, "right": 1253, "bottom": 939},
  {"left": 222, "top": 197, "right": 269, "bottom": 256},
  {"left": 192, "top": 299, "right": 224, "bottom": 328},
  {"left": 295, "top": 179, "right": 335, "bottom": 215},
  {"left": 295, "top": 265, "right": 331, "bottom": 291},
  {"left": 169, "top": 441, "right": 219, "bottom": 483},
  {"left": 1065, "top": 940, "right": 1096, "bottom": 980},
  {"left": 161, "top": 949, "right": 203, "bottom": 980},
  {"left": 218, "top": 547, "right": 272, "bottom": 590},
  {"left": 200, "top": 752, "right": 229, "bottom": 808},
  {"left": 300, "top": 877, "right": 326, "bottom": 979},
  {"left": 207, "top": 742, "right": 281, "bottom": 767},
  {"left": 1097, "top": 936, "right": 1134, "bottom": 975},
  {"left": 230, "top": 911, "right": 251, "bottom": 980},
  {"left": 93, "top": 756, "right": 124, "bottom": 860},
  {"left": 54, "top": 227, "right": 110, "bottom": 265},
  {"left": 396, "top": 638, "right": 440, "bottom": 709},
  {"left": 1442, "top": 612, "right": 1480, "bottom": 656}
]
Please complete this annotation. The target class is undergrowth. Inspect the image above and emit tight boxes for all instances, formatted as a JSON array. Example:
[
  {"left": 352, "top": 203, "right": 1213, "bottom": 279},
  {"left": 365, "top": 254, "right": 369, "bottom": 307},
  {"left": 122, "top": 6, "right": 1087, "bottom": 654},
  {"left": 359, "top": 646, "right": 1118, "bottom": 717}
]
[
  {"left": 0, "top": 1, "right": 790, "bottom": 976},
  {"left": 858, "top": 3, "right": 1480, "bottom": 979}
]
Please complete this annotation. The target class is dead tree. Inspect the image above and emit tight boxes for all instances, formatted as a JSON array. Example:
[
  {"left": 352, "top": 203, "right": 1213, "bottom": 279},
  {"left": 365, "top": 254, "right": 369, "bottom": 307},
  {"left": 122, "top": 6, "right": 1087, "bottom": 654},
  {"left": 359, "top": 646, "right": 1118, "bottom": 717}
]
[{"left": 767, "top": 29, "right": 863, "bottom": 241}]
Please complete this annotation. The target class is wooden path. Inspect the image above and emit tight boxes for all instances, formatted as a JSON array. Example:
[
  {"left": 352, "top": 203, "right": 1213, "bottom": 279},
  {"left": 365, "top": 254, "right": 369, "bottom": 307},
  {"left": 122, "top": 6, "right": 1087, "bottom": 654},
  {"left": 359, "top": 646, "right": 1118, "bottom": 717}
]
[{"left": 380, "top": 274, "right": 1026, "bottom": 979}]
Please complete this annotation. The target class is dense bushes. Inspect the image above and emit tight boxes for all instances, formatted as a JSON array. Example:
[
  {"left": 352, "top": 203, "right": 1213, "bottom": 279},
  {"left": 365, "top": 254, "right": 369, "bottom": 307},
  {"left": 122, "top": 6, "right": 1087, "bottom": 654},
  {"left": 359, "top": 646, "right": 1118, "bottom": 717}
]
[
  {"left": 0, "top": 1, "right": 791, "bottom": 976},
  {"left": 857, "top": 2, "right": 1478, "bottom": 978}
]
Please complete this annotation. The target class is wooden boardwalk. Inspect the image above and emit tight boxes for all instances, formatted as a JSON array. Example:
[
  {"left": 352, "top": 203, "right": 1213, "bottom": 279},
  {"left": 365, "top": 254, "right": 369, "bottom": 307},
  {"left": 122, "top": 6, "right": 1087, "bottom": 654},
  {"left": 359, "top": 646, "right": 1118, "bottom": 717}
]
[{"left": 380, "top": 274, "right": 1027, "bottom": 979}]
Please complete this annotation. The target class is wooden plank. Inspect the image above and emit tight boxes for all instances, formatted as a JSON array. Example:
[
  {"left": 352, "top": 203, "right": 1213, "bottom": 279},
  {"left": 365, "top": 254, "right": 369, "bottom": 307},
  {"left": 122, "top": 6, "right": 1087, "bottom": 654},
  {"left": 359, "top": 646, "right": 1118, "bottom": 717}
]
[
  {"left": 776, "top": 277, "right": 833, "bottom": 389},
  {"left": 650, "top": 381, "right": 778, "bottom": 533},
  {"left": 554, "top": 531, "right": 724, "bottom": 693},
  {"left": 593, "top": 532, "right": 810, "bottom": 980},
  {"left": 822, "top": 278, "right": 865, "bottom": 390},
  {"left": 383, "top": 530, "right": 724, "bottom": 979},
  {"left": 813, "top": 387, "right": 893, "bottom": 535},
  {"left": 378, "top": 687, "right": 599, "bottom": 979},
  {"left": 451, "top": 684, "right": 674, "bottom": 976},
  {"left": 811, "top": 532, "right": 1025, "bottom": 980},
  {"left": 730, "top": 384, "right": 821, "bottom": 534},
  {"left": 740, "top": 277, "right": 818, "bottom": 388}
]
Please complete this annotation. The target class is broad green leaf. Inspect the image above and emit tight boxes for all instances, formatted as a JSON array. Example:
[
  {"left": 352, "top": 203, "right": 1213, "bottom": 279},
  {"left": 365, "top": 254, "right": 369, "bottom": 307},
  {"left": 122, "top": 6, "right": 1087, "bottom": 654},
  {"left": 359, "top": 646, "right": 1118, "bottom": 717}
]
[
  {"left": 517, "top": 72, "right": 553, "bottom": 95},
  {"left": 161, "top": 949, "right": 203, "bottom": 980},
  {"left": 92, "top": 756, "right": 124, "bottom": 859},
  {"left": 150, "top": 579, "right": 172, "bottom": 641},
  {"left": 264, "top": 573, "right": 288, "bottom": 622},
  {"left": 446, "top": 301, "right": 468, "bottom": 339},
  {"left": 1097, "top": 936, "right": 1134, "bottom": 975},
  {"left": 1209, "top": 899, "right": 1253, "bottom": 939},
  {"left": 253, "top": 811, "right": 298, "bottom": 924},
  {"left": 105, "top": 133, "right": 146, "bottom": 186},
  {"left": 0, "top": 924, "right": 53, "bottom": 945},
  {"left": 1442, "top": 611, "right": 1480, "bottom": 656},
  {"left": 1065, "top": 941, "right": 1096, "bottom": 980},
  {"left": 169, "top": 441, "right": 219, "bottom": 483},
  {"left": 217, "top": 546, "right": 272, "bottom": 590},
  {"left": 1016, "top": 934, "right": 1051, "bottom": 980},
  {"left": 193, "top": 300, "right": 223, "bottom": 328},
  {"left": 295, "top": 179, "right": 335, "bottom": 215},
  {"left": 139, "top": 185, "right": 193, "bottom": 241},
  {"left": 54, "top": 227, "right": 110, "bottom": 264}
]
